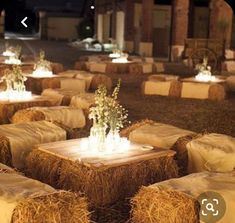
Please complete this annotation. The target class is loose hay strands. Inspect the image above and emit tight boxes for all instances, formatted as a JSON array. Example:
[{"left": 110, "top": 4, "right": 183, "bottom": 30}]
[
  {"left": 12, "top": 191, "right": 90, "bottom": 223},
  {"left": 0, "top": 135, "right": 12, "bottom": 166},
  {"left": 11, "top": 109, "right": 46, "bottom": 124},
  {"left": 26, "top": 149, "right": 63, "bottom": 188},
  {"left": 131, "top": 187, "right": 200, "bottom": 223},
  {"left": 120, "top": 119, "right": 155, "bottom": 138},
  {"left": 172, "top": 133, "right": 201, "bottom": 176},
  {"left": 58, "top": 154, "right": 178, "bottom": 207}
]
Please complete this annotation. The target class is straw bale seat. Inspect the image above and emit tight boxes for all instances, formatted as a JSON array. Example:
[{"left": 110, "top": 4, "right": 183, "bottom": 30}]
[
  {"left": 50, "top": 62, "right": 64, "bottom": 74},
  {"left": 0, "top": 163, "right": 90, "bottom": 223},
  {"left": 74, "top": 61, "right": 90, "bottom": 71},
  {"left": 0, "top": 121, "right": 66, "bottom": 169},
  {"left": 173, "top": 133, "right": 235, "bottom": 175},
  {"left": 0, "top": 96, "right": 54, "bottom": 124},
  {"left": 70, "top": 93, "right": 95, "bottom": 110},
  {"left": 226, "top": 75, "right": 235, "bottom": 92},
  {"left": 131, "top": 171, "right": 235, "bottom": 223},
  {"left": 129, "top": 63, "right": 153, "bottom": 75},
  {"left": 121, "top": 120, "right": 194, "bottom": 150},
  {"left": 89, "top": 62, "right": 107, "bottom": 74},
  {"left": 90, "top": 74, "right": 112, "bottom": 90},
  {"left": 26, "top": 139, "right": 178, "bottom": 207}
]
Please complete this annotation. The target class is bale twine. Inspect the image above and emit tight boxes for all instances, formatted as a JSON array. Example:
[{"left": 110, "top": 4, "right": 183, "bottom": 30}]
[
  {"left": 0, "top": 135, "right": 12, "bottom": 166},
  {"left": 12, "top": 191, "right": 90, "bottom": 223},
  {"left": 120, "top": 119, "right": 155, "bottom": 138},
  {"left": 172, "top": 134, "right": 201, "bottom": 176},
  {"left": 11, "top": 109, "right": 46, "bottom": 124},
  {"left": 131, "top": 187, "right": 199, "bottom": 223},
  {"left": 208, "top": 84, "right": 226, "bottom": 101},
  {"left": 58, "top": 154, "right": 178, "bottom": 206},
  {"left": 169, "top": 80, "right": 182, "bottom": 97},
  {"left": 51, "top": 63, "right": 64, "bottom": 74},
  {"left": 90, "top": 74, "right": 112, "bottom": 91}
]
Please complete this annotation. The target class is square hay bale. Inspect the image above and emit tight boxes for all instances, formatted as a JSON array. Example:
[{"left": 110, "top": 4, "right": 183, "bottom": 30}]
[
  {"left": 70, "top": 93, "right": 95, "bottom": 110},
  {"left": 11, "top": 106, "right": 86, "bottom": 129},
  {"left": 26, "top": 139, "right": 178, "bottom": 207},
  {"left": 181, "top": 82, "right": 226, "bottom": 101},
  {"left": 131, "top": 171, "right": 235, "bottom": 223},
  {"left": 90, "top": 74, "right": 112, "bottom": 91},
  {"left": 41, "top": 88, "right": 84, "bottom": 106},
  {"left": 0, "top": 163, "right": 90, "bottom": 223},
  {"left": 129, "top": 63, "right": 153, "bottom": 75},
  {"left": 148, "top": 74, "right": 179, "bottom": 81},
  {"left": 50, "top": 62, "right": 64, "bottom": 74},
  {"left": 142, "top": 80, "right": 182, "bottom": 97},
  {"left": 60, "top": 78, "right": 86, "bottom": 93},
  {"left": 226, "top": 75, "right": 235, "bottom": 92},
  {"left": 173, "top": 133, "right": 235, "bottom": 175},
  {"left": 0, "top": 96, "right": 54, "bottom": 124},
  {"left": 0, "top": 121, "right": 66, "bottom": 169},
  {"left": 89, "top": 62, "right": 107, "bottom": 74},
  {"left": 74, "top": 72, "right": 94, "bottom": 91},
  {"left": 74, "top": 61, "right": 90, "bottom": 71},
  {"left": 121, "top": 120, "right": 194, "bottom": 150},
  {"left": 25, "top": 76, "right": 61, "bottom": 94},
  {"left": 106, "top": 62, "right": 133, "bottom": 74}
]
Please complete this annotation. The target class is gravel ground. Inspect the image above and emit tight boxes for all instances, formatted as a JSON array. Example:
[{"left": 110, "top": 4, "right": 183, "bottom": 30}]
[{"left": 1, "top": 38, "right": 235, "bottom": 222}]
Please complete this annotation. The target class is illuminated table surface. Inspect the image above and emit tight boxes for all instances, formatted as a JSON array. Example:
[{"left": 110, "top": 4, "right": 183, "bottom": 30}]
[
  {"left": 28, "top": 138, "right": 178, "bottom": 206},
  {"left": 0, "top": 95, "right": 54, "bottom": 124},
  {"left": 181, "top": 76, "right": 226, "bottom": 84}
]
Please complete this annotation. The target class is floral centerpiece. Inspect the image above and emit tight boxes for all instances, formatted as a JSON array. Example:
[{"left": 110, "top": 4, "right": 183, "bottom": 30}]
[
  {"left": 112, "top": 52, "right": 129, "bottom": 63},
  {"left": 4, "top": 45, "right": 22, "bottom": 65},
  {"left": 32, "top": 50, "right": 53, "bottom": 77},
  {"left": 80, "top": 80, "right": 130, "bottom": 154},
  {"left": 0, "top": 65, "right": 32, "bottom": 100},
  {"left": 195, "top": 56, "right": 216, "bottom": 82}
]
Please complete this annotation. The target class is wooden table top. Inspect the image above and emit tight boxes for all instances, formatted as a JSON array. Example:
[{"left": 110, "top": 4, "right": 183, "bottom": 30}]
[{"left": 37, "top": 138, "right": 176, "bottom": 169}]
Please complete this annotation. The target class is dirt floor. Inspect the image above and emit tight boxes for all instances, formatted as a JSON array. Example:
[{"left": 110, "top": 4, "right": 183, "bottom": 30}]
[{"left": 1, "top": 39, "right": 235, "bottom": 222}]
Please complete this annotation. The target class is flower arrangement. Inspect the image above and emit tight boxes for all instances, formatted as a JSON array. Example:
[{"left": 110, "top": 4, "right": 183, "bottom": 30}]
[
  {"left": 4, "top": 44, "right": 22, "bottom": 65},
  {"left": 85, "top": 79, "right": 130, "bottom": 153},
  {"left": 32, "top": 50, "right": 53, "bottom": 77},
  {"left": 0, "top": 66, "right": 31, "bottom": 100},
  {"left": 195, "top": 56, "right": 216, "bottom": 82}
]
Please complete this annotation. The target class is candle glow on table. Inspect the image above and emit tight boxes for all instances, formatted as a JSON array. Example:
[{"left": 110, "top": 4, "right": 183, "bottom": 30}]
[
  {"left": 112, "top": 57, "right": 129, "bottom": 63},
  {"left": 109, "top": 53, "right": 121, "bottom": 59},
  {"left": 32, "top": 69, "right": 53, "bottom": 77},
  {"left": 0, "top": 90, "right": 32, "bottom": 101},
  {"left": 3, "top": 51, "right": 16, "bottom": 57},
  {"left": 5, "top": 57, "right": 22, "bottom": 65},
  {"left": 195, "top": 72, "right": 217, "bottom": 82}
]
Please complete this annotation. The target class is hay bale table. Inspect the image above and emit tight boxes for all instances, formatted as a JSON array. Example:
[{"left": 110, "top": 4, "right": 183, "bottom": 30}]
[
  {"left": 173, "top": 133, "right": 235, "bottom": 175},
  {"left": 129, "top": 63, "right": 153, "bottom": 75},
  {"left": 26, "top": 139, "right": 178, "bottom": 207},
  {"left": 25, "top": 75, "right": 61, "bottom": 94},
  {"left": 131, "top": 171, "right": 235, "bottom": 223},
  {"left": 106, "top": 61, "right": 135, "bottom": 74},
  {"left": 0, "top": 163, "right": 90, "bottom": 223},
  {"left": 0, "top": 95, "right": 54, "bottom": 124},
  {"left": 180, "top": 77, "right": 226, "bottom": 101},
  {"left": 0, "top": 121, "right": 66, "bottom": 168}
]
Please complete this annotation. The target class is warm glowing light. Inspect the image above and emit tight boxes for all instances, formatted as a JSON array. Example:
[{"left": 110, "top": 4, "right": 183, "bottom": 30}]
[
  {"left": 3, "top": 51, "right": 16, "bottom": 57},
  {"left": 90, "top": 5, "right": 95, "bottom": 9},
  {"left": 5, "top": 58, "right": 21, "bottom": 65},
  {"left": 112, "top": 57, "right": 129, "bottom": 63},
  {"left": 79, "top": 134, "right": 130, "bottom": 156},
  {"left": 195, "top": 72, "right": 216, "bottom": 82},
  {"left": 32, "top": 69, "right": 53, "bottom": 77},
  {"left": 109, "top": 53, "right": 121, "bottom": 58},
  {"left": 0, "top": 90, "right": 32, "bottom": 101}
]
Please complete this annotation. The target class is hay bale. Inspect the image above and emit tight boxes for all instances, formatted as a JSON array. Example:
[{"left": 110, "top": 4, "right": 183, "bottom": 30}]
[
  {"left": 25, "top": 77, "right": 61, "bottom": 94},
  {"left": 120, "top": 119, "right": 155, "bottom": 138},
  {"left": 148, "top": 74, "right": 179, "bottom": 81},
  {"left": 208, "top": 83, "right": 226, "bottom": 101},
  {"left": 0, "top": 135, "right": 12, "bottom": 166},
  {"left": 26, "top": 147, "right": 178, "bottom": 207},
  {"left": 131, "top": 186, "right": 199, "bottom": 223},
  {"left": 74, "top": 61, "right": 89, "bottom": 71},
  {"left": 51, "top": 62, "right": 64, "bottom": 74},
  {"left": 0, "top": 98, "right": 53, "bottom": 124},
  {"left": 11, "top": 109, "right": 46, "bottom": 124},
  {"left": 169, "top": 80, "right": 182, "bottom": 97},
  {"left": 129, "top": 63, "right": 153, "bottom": 75},
  {"left": 12, "top": 191, "right": 90, "bottom": 223},
  {"left": 172, "top": 134, "right": 199, "bottom": 176},
  {"left": 90, "top": 74, "right": 112, "bottom": 91},
  {"left": 106, "top": 62, "right": 130, "bottom": 74}
]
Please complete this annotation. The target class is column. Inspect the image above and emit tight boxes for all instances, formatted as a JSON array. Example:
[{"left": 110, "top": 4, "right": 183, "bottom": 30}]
[
  {"left": 209, "top": 0, "right": 233, "bottom": 49},
  {"left": 139, "top": 0, "right": 154, "bottom": 56},
  {"left": 171, "top": 0, "right": 190, "bottom": 61},
  {"left": 38, "top": 11, "right": 47, "bottom": 40},
  {"left": 0, "top": 10, "right": 5, "bottom": 38},
  {"left": 124, "top": 0, "right": 135, "bottom": 53}
]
